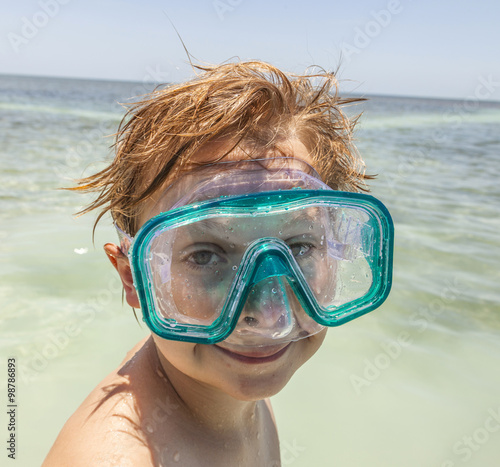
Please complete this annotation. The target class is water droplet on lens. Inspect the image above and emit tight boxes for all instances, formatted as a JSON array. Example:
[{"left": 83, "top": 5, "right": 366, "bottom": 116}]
[
  {"left": 232, "top": 265, "right": 237, "bottom": 271},
  {"left": 146, "top": 425, "right": 154, "bottom": 433},
  {"left": 309, "top": 225, "right": 313, "bottom": 230},
  {"left": 271, "top": 288, "right": 277, "bottom": 293}
]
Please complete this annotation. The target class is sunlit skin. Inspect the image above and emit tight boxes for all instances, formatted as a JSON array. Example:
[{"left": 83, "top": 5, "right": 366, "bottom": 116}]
[{"left": 42, "top": 139, "right": 328, "bottom": 467}]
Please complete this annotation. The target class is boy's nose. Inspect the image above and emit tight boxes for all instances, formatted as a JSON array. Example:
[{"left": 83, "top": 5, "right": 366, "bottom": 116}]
[{"left": 238, "top": 276, "right": 296, "bottom": 339}]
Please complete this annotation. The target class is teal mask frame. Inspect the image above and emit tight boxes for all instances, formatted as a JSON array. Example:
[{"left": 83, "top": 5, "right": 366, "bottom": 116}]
[{"left": 128, "top": 189, "right": 394, "bottom": 344}]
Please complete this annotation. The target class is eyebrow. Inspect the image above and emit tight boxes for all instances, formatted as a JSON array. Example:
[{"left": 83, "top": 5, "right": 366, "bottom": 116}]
[
  {"left": 189, "top": 219, "right": 232, "bottom": 236},
  {"left": 281, "top": 211, "right": 318, "bottom": 230}
]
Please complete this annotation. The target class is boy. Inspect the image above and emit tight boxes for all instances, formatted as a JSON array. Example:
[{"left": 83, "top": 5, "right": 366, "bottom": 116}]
[{"left": 43, "top": 61, "right": 393, "bottom": 466}]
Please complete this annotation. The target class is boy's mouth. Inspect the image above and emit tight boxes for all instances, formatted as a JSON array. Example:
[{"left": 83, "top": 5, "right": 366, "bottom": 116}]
[{"left": 213, "top": 343, "right": 290, "bottom": 364}]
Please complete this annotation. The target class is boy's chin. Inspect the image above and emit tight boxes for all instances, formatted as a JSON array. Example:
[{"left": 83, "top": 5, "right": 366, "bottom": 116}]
[{"left": 221, "top": 372, "right": 295, "bottom": 401}]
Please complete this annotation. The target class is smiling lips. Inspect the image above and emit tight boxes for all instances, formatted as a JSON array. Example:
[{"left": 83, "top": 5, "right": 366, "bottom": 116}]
[{"left": 214, "top": 343, "right": 290, "bottom": 364}]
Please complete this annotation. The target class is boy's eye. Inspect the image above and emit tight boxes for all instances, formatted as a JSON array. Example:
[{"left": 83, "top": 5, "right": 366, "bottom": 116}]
[
  {"left": 188, "top": 250, "right": 221, "bottom": 266},
  {"left": 181, "top": 243, "right": 228, "bottom": 269},
  {"left": 290, "top": 243, "right": 313, "bottom": 258}
]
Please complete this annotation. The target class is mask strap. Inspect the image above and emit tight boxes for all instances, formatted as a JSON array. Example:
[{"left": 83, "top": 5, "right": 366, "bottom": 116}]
[{"left": 115, "top": 224, "right": 133, "bottom": 256}]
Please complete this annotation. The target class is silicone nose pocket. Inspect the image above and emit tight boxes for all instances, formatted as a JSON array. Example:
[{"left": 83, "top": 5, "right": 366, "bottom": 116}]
[
  {"left": 224, "top": 238, "right": 322, "bottom": 345},
  {"left": 240, "top": 276, "right": 295, "bottom": 339}
]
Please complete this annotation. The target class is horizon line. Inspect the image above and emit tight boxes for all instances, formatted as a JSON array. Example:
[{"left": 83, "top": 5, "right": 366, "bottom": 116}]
[{"left": 1, "top": 72, "right": 499, "bottom": 105}]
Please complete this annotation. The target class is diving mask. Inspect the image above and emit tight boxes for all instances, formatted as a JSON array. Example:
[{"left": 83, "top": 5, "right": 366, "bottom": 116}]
[{"left": 117, "top": 158, "right": 394, "bottom": 347}]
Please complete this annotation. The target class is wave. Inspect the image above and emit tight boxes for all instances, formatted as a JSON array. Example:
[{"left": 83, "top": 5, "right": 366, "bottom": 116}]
[
  {"left": 359, "top": 109, "right": 500, "bottom": 129},
  {"left": 0, "top": 101, "right": 122, "bottom": 121}
]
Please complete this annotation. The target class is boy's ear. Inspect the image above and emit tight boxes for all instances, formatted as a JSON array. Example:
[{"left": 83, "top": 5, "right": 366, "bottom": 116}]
[{"left": 103, "top": 243, "right": 140, "bottom": 308}]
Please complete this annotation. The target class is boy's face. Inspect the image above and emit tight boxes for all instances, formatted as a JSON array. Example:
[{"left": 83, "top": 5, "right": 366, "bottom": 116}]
[{"left": 112, "top": 138, "right": 327, "bottom": 401}]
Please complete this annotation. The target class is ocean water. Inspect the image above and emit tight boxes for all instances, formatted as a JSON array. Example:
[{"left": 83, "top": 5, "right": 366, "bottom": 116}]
[{"left": 1, "top": 75, "right": 499, "bottom": 467}]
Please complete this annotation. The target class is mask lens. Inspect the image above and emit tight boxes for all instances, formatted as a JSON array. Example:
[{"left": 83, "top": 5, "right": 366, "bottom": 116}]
[{"left": 148, "top": 221, "right": 243, "bottom": 328}]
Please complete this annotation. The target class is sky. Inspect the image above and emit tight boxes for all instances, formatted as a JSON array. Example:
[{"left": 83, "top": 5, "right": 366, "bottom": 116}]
[{"left": 1, "top": 0, "right": 500, "bottom": 101}]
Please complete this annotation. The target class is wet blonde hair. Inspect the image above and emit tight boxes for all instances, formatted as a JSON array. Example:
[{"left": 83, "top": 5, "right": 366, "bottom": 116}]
[{"left": 72, "top": 60, "right": 369, "bottom": 236}]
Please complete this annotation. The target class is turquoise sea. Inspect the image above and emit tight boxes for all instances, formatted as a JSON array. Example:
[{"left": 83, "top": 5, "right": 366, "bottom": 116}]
[{"left": 1, "top": 74, "right": 499, "bottom": 466}]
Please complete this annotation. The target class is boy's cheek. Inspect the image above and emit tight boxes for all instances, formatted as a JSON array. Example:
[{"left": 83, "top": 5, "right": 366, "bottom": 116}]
[
  {"left": 285, "top": 329, "right": 326, "bottom": 375},
  {"left": 303, "top": 328, "right": 328, "bottom": 362},
  {"left": 152, "top": 335, "right": 196, "bottom": 364}
]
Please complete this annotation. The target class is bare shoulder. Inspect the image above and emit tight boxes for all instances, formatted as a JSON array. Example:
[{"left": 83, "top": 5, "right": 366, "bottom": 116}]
[{"left": 42, "top": 337, "right": 158, "bottom": 467}]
